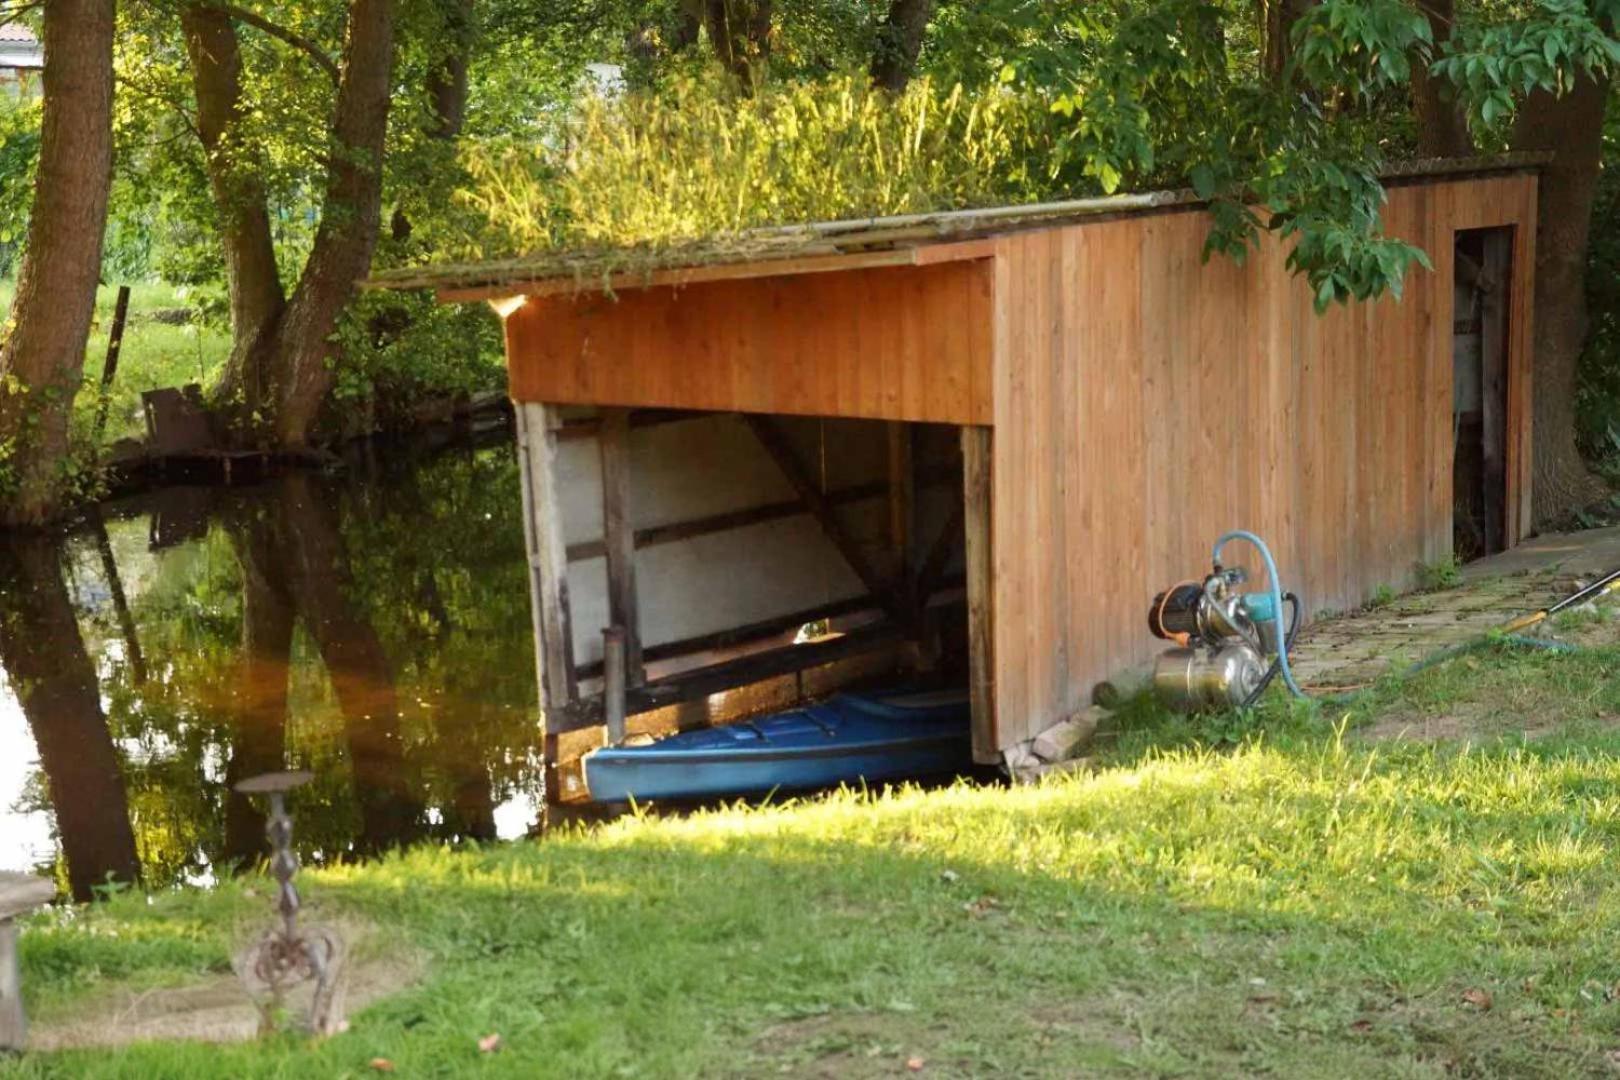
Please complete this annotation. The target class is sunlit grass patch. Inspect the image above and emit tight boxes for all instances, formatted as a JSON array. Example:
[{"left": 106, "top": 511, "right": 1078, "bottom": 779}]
[{"left": 12, "top": 643, "right": 1620, "bottom": 1076}]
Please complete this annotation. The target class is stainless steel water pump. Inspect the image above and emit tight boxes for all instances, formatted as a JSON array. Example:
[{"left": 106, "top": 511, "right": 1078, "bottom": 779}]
[{"left": 1147, "top": 566, "right": 1281, "bottom": 711}]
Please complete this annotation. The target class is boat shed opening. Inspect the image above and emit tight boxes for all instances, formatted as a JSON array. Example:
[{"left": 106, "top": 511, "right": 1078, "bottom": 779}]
[{"left": 371, "top": 156, "right": 1541, "bottom": 797}]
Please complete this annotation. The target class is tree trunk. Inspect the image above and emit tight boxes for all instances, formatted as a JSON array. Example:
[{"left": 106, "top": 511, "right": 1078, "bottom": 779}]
[
  {"left": 1410, "top": 0, "right": 1474, "bottom": 157},
  {"left": 182, "top": 5, "right": 287, "bottom": 421},
  {"left": 704, "top": 0, "right": 772, "bottom": 88},
  {"left": 670, "top": 0, "right": 704, "bottom": 52},
  {"left": 262, "top": 0, "right": 395, "bottom": 448},
  {"left": 1512, "top": 74, "right": 1613, "bottom": 522},
  {"left": 1261, "top": 0, "right": 1315, "bottom": 81},
  {"left": 0, "top": 535, "right": 141, "bottom": 902},
  {"left": 0, "top": 0, "right": 115, "bottom": 525},
  {"left": 870, "top": 0, "right": 933, "bottom": 92},
  {"left": 426, "top": 0, "right": 472, "bottom": 140},
  {"left": 202, "top": 0, "right": 396, "bottom": 448}
]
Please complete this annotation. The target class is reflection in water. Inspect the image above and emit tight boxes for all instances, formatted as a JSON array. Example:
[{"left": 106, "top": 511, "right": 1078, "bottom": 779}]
[
  {"left": 0, "top": 438, "right": 544, "bottom": 895},
  {"left": 0, "top": 534, "right": 142, "bottom": 902}
]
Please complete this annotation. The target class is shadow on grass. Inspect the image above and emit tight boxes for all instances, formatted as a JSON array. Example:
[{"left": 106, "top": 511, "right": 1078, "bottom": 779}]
[{"left": 16, "top": 698, "right": 1620, "bottom": 1080}]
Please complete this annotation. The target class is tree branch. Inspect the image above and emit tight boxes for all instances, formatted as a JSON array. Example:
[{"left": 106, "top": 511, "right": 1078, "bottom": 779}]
[{"left": 209, "top": 3, "right": 339, "bottom": 85}]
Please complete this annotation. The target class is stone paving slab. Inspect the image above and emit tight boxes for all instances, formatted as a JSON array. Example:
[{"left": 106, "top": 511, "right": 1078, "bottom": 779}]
[{"left": 1288, "top": 525, "right": 1620, "bottom": 691}]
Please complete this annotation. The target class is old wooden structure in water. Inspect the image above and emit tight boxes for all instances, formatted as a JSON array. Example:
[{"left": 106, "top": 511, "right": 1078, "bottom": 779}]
[{"left": 377, "top": 158, "right": 1540, "bottom": 792}]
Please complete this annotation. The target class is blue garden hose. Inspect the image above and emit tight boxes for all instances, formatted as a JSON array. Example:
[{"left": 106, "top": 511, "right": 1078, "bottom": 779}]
[{"left": 1213, "top": 530, "right": 1308, "bottom": 699}]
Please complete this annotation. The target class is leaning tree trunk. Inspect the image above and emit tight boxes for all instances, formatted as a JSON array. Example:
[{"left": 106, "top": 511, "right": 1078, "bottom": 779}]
[
  {"left": 1512, "top": 74, "right": 1613, "bottom": 522},
  {"left": 0, "top": 0, "right": 115, "bottom": 526},
  {"left": 204, "top": 0, "right": 395, "bottom": 449},
  {"left": 870, "top": 0, "right": 933, "bottom": 92},
  {"left": 183, "top": 5, "right": 287, "bottom": 423},
  {"left": 0, "top": 535, "right": 141, "bottom": 902},
  {"left": 1410, "top": 0, "right": 1474, "bottom": 157}
]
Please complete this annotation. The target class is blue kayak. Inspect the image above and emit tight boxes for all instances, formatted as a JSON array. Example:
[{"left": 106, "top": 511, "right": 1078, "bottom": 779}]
[{"left": 582, "top": 688, "right": 972, "bottom": 803}]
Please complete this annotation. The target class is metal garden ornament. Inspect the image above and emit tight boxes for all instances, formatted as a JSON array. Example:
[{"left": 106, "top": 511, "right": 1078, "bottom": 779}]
[{"left": 233, "top": 770, "right": 346, "bottom": 1037}]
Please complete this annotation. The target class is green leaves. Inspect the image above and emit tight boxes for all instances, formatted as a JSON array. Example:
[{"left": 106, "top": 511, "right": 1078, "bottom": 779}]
[
  {"left": 1291, "top": 0, "right": 1432, "bottom": 104},
  {"left": 1434, "top": 0, "right": 1620, "bottom": 134}
]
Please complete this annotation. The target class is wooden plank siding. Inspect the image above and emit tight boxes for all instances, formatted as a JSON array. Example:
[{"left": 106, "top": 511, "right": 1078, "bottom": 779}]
[
  {"left": 497, "top": 171, "right": 1535, "bottom": 756},
  {"left": 505, "top": 258, "right": 996, "bottom": 425},
  {"left": 987, "top": 173, "right": 1538, "bottom": 748}
]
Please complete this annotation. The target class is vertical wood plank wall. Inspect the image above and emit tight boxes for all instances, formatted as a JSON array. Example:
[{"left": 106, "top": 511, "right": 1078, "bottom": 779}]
[{"left": 988, "top": 173, "right": 1538, "bottom": 749}]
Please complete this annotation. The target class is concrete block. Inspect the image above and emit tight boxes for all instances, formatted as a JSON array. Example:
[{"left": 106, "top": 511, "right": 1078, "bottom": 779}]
[{"left": 1031, "top": 708, "right": 1104, "bottom": 763}]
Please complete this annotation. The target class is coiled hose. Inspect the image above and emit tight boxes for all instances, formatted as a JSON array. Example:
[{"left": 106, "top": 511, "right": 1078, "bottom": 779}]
[{"left": 1213, "top": 530, "right": 1307, "bottom": 700}]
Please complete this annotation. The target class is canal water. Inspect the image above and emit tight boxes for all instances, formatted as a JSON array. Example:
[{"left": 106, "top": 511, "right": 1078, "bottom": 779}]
[{"left": 0, "top": 435, "right": 545, "bottom": 901}]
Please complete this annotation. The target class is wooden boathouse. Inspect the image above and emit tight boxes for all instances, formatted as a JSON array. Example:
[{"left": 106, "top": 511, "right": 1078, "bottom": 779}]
[{"left": 374, "top": 157, "right": 1539, "bottom": 793}]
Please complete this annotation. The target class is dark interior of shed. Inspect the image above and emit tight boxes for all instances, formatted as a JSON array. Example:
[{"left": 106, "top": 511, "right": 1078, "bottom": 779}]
[
  {"left": 1452, "top": 227, "right": 1513, "bottom": 562},
  {"left": 537, "top": 409, "right": 973, "bottom": 803}
]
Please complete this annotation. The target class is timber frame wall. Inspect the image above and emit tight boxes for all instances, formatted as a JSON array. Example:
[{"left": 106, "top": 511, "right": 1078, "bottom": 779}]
[{"left": 493, "top": 167, "right": 1538, "bottom": 764}]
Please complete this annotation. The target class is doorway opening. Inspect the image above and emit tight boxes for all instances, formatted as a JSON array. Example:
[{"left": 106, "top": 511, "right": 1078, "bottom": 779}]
[{"left": 1452, "top": 227, "right": 1513, "bottom": 561}]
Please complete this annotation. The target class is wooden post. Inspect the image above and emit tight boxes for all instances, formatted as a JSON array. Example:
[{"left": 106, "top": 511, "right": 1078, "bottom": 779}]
[
  {"left": 961, "top": 426, "right": 997, "bottom": 764},
  {"left": 92, "top": 284, "right": 131, "bottom": 442},
  {"left": 887, "top": 421, "right": 915, "bottom": 620},
  {"left": 515, "top": 403, "right": 577, "bottom": 725},
  {"left": 598, "top": 408, "right": 644, "bottom": 685},
  {"left": 0, "top": 872, "right": 55, "bottom": 1051},
  {"left": 602, "top": 627, "right": 627, "bottom": 746}
]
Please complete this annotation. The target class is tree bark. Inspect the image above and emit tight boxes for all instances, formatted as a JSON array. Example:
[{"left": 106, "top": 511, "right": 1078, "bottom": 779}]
[
  {"left": 426, "top": 0, "right": 472, "bottom": 140},
  {"left": 704, "top": 0, "right": 772, "bottom": 88},
  {"left": 264, "top": 0, "right": 394, "bottom": 448},
  {"left": 870, "top": 0, "right": 933, "bottom": 93},
  {"left": 0, "top": 535, "right": 141, "bottom": 902},
  {"left": 0, "top": 0, "right": 115, "bottom": 525},
  {"left": 182, "top": 5, "right": 287, "bottom": 419},
  {"left": 1261, "top": 0, "right": 1315, "bottom": 81},
  {"left": 1410, "top": 0, "right": 1473, "bottom": 157},
  {"left": 202, "top": 0, "right": 396, "bottom": 448},
  {"left": 1512, "top": 74, "right": 1613, "bottom": 521}
]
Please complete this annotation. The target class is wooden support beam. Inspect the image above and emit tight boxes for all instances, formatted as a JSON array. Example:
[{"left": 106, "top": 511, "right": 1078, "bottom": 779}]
[
  {"left": 743, "top": 415, "right": 905, "bottom": 624},
  {"left": 516, "top": 403, "right": 577, "bottom": 728},
  {"left": 602, "top": 627, "right": 628, "bottom": 745},
  {"left": 575, "top": 593, "right": 882, "bottom": 681},
  {"left": 563, "top": 464, "right": 958, "bottom": 564},
  {"left": 887, "top": 422, "right": 914, "bottom": 568},
  {"left": 598, "top": 408, "right": 644, "bottom": 684},
  {"left": 915, "top": 500, "right": 965, "bottom": 608},
  {"left": 549, "top": 622, "right": 902, "bottom": 736},
  {"left": 961, "top": 425, "right": 997, "bottom": 764}
]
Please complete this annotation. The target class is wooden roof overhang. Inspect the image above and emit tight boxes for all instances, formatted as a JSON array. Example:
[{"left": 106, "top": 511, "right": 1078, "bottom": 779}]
[{"left": 362, "top": 153, "right": 1548, "bottom": 429}]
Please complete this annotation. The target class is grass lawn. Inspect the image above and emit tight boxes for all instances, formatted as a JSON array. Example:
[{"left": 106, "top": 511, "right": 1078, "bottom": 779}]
[
  {"left": 9, "top": 638, "right": 1620, "bottom": 1078},
  {"left": 0, "top": 281, "right": 232, "bottom": 446}
]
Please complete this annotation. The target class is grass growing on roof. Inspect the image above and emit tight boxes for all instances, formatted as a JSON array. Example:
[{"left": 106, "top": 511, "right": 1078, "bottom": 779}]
[
  {"left": 11, "top": 642, "right": 1620, "bottom": 1077},
  {"left": 444, "top": 74, "right": 1059, "bottom": 282}
]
